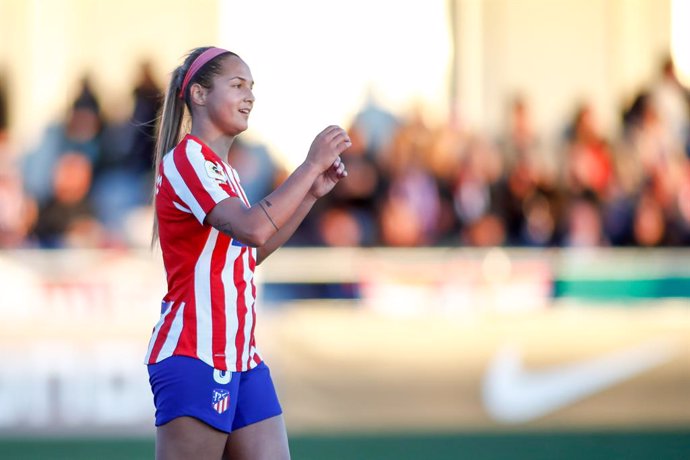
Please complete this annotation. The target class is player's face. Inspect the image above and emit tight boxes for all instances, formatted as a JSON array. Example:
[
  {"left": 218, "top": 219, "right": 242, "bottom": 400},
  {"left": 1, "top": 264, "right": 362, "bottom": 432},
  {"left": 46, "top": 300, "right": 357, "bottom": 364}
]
[{"left": 206, "top": 55, "right": 255, "bottom": 136}]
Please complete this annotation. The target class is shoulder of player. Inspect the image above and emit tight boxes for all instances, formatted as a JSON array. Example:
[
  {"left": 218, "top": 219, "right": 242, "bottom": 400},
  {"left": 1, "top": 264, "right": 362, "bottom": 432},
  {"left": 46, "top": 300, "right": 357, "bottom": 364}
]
[{"left": 179, "top": 137, "right": 231, "bottom": 171}]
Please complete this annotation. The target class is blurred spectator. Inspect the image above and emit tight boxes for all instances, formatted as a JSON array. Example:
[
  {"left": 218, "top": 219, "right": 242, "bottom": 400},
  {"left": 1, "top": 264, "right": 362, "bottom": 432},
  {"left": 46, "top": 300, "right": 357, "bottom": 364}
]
[
  {"left": 317, "top": 207, "right": 365, "bottom": 247},
  {"left": 0, "top": 72, "right": 38, "bottom": 248},
  {"left": 619, "top": 88, "right": 687, "bottom": 235},
  {"left": 498, "top": 94, "right": 555, "bottom": 181},
  {"left": 618, "top": 92, "right": 655, "bottom": 195},
  {"left": 22, "top": 76, "right": 103, "bottom": 206},
  {"left": 379, "top": 108, "right": 442, "bottom": 246},
  {"left": 313, "top": 123, "right": 384, "bottom": 247},
  {"left": 228, "top": 137, "right": 286, "bottom": 205},
  {"left": 562, "top": 192, "right": 607, "bottom": 247},
  {"left": 669, "top": 170, "right": 690, "bottom": 245},
  {"left": 350, "top": 88, "right": 400, "bottom": 159},
  {"left": 128, "top": 60, "right": 163, "bottom": 176},
  {"left": 379, "top": 192, "right": 424, "bottom": 247},
  {"left": 90, "top": 61, "right": 162, "bottom": 244},
  {"left": 451, "top": 135, "right": 507, "bottom": 246},
  {"left": 62, "top": 77, "right": 103, "bottom": 165},
  {"left": 562, "top": 103, "right": 614, "bottom": 198},
  {"left": 29, "top": 152, "right": 104, "bottom": 248},
  {"left": 607, "top": 91, "right": 661, "bottom": 246},
  {"left": 649, "top": 55, "right": 690, "bottom": 157},
  {"left": 632, "top": 187, "right": 667, "bottom": 247},
  {"left": 0, "top": 131, "right": 37, "bottom": 248},
  {"left": 495, "top": 95, "right": 559, "bottom": 245},
  {"left": 519, "top": 191, "right": 559, "bottom": 247},
  {"left": 464, "top": 213, "right": 507, "bottom": 247},
  {"left": 426, "top": 108, "right": 469, "bottom": 244},
  {"left": 379, "top": 164, "right": 441, "bottom": 246}
]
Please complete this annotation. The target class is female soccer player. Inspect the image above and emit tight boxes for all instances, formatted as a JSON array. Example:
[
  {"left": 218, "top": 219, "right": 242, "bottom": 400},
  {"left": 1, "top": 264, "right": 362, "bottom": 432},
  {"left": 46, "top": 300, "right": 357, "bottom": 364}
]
[{"left": 144, "top": 46, "right": 350, "bottom": 460}]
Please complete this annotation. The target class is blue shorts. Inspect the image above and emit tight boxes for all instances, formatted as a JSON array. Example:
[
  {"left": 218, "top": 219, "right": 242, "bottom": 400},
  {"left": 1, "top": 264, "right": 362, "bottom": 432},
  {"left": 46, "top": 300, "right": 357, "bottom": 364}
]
[{"left": 147, "top": 356, "right": 282, "bottom": 433}]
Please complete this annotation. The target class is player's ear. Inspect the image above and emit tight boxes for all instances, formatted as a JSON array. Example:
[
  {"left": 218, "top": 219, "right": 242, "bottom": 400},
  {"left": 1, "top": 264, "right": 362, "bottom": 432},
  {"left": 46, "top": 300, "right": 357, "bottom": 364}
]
[{"left": 190, "top": 83, "right": 207, "bottom": 106}]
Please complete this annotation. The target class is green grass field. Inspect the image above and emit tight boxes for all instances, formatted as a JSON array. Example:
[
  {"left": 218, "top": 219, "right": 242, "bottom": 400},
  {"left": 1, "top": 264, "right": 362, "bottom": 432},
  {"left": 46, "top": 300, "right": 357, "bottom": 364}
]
[{"left": 1, "top": 429, "right": 689, "bottom": 460}]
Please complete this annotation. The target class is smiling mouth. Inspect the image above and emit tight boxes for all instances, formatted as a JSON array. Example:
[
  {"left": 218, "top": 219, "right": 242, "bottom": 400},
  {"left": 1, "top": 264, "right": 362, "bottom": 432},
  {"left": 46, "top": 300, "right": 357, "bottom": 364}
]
[{"left": 239, "top": 108, "right": 251, "bottom": 115}]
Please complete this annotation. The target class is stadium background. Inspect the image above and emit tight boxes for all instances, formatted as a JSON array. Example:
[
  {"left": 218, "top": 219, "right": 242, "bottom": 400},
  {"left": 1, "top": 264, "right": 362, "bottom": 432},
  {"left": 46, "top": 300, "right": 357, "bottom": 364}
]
[{"left": 1, "top": 0, "right": 689, "bottom": 459}]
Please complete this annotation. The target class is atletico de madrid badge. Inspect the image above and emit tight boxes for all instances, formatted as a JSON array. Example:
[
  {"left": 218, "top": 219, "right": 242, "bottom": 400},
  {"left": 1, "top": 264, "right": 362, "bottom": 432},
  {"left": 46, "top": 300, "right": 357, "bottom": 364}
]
[{"left": 212, "top": 389, "right": 230, "bottom": 415}]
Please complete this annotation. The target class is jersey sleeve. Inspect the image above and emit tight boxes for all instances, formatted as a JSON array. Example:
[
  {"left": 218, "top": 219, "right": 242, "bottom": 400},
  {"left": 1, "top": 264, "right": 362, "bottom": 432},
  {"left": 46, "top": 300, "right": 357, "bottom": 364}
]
[{"left": 165, "top": 140, "right": 240, "bottom": 225}]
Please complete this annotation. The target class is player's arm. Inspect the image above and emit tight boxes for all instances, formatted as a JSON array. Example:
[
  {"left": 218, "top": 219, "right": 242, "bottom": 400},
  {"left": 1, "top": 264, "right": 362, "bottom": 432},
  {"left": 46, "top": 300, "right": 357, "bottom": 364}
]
[
  {"left": 205, "top": 162, "right": 319, "bottom": 247},
  {"left": 205, "top": 126, "right": 350, "bottom": 247},
  {"left": 256, "top": 157, "right": 348, "bottom": 265},
  {"left": 255, "top": 195, "right": 316, "bottom": 265}
]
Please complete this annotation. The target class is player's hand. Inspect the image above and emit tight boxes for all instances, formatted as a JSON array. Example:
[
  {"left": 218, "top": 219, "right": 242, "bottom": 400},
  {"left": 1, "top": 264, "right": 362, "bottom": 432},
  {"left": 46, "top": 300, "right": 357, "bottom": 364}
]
[
  {"left": 305, "top": 126, "right": 351, "bottom": 171},
  {"left": 309, "top": 157, "right": 348, "bottom": 199}
]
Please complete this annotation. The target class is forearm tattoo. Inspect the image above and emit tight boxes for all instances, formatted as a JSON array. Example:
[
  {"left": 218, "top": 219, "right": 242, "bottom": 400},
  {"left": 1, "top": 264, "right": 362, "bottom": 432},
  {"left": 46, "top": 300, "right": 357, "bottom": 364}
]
[
  {"left": 259, "top": 200, "right": 279, "bottom": 231},
  {"left": 218, "top": 221, "right": 235, "bottom": 237}
]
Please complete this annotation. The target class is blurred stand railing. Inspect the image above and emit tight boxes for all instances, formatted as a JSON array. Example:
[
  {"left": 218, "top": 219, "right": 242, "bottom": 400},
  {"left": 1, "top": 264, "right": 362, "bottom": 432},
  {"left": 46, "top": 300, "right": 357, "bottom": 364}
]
[
  {"left": 260, "top": 247, "right": 690, "bottom": 310},
  {"left": 0, "top": 247, "right": 688, "bottom": 436}
]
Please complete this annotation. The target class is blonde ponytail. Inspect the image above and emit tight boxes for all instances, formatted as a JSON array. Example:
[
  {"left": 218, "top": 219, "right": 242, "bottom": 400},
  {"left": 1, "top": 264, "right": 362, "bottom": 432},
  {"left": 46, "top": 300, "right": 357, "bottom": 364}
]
[{"left": 150, "top": 65, "right": 187, "bottom": 247}]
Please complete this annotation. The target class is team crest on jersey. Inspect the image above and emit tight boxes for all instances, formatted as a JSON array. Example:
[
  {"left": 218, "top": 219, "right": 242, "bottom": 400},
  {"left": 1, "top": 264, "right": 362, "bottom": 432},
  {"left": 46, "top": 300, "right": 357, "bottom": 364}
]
[
  {"left": 205, "top": 160, "right": 229, "bottom": 183},
  {"left": 212, "top": 389, "right": 231, "bottom": 414}
]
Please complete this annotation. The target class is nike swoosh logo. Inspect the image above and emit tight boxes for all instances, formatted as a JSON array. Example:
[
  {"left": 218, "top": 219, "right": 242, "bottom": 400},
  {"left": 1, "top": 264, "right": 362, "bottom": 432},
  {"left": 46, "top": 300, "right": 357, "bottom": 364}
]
[{"left": 481, "top": 338, "right": 680, "bottom": 423}]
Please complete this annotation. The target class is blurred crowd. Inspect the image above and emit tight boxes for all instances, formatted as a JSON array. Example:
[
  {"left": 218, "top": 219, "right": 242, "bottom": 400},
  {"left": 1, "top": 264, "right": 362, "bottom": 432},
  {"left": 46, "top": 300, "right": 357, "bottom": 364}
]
[{"left": 0, "top": 56, "right": 689, "bottom": 250}]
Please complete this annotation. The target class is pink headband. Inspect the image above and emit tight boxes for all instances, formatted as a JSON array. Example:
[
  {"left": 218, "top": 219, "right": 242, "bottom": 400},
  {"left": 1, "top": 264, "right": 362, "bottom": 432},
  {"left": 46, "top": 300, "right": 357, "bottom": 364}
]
[{"left": 179, "top": 47, "right": 230, "bottom": 99}]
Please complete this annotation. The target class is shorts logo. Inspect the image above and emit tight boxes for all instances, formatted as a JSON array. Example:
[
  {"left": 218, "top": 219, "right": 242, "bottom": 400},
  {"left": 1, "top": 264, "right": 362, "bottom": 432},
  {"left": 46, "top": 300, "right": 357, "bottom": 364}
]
[
  {"left": 213, "top": 369, "right": 232, "bottom": 384},
  {"left": 212, "top": 389, "right": 230, "bottom": 415}
]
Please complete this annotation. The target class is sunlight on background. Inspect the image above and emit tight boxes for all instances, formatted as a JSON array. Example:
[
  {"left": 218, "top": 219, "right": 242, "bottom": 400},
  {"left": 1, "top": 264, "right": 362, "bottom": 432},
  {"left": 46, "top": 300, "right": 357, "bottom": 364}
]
[
  {"left": 671, "top": 0, "right": 690, "bottom": 86},
  {"left": 218, "top": 0, "right": 452, "bottom": 167}
]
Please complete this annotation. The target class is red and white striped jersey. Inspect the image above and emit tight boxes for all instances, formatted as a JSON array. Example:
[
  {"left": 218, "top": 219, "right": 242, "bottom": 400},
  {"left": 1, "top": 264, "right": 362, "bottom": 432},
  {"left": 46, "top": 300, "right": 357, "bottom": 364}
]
[{"left": 145, "top": 134, "right": 262, "bottom": 372}]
